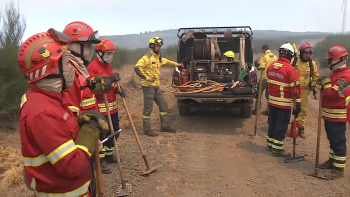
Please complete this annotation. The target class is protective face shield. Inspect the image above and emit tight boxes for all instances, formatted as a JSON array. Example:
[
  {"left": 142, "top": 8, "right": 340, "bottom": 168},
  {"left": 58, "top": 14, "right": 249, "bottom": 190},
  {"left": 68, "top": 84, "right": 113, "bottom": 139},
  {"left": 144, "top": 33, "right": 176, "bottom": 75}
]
[{"left": 62, "top": 50, "right": 75, "bottom": 88}]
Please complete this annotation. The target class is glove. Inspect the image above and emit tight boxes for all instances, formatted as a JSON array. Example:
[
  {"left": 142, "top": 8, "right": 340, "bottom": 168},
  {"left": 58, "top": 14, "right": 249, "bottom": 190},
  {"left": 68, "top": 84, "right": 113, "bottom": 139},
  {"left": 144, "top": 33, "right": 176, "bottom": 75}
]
[
  {"left": 93, "top": 76, "right": 112, "bottom": 94},
  {"left": 109, "top": 73, "right": 121, "bottom": 83},
  {"left": 74, "top": 124, "right": 100, "bottom": 155},
  {"left": 77, "top": 111, "right": 109, "bottom": 134},
  {"left": 292, "top": 102, "right": 301, "bottom": 118},
  {"left": 316, "top": 76, "right": 330, "bottom": 89},
  {"left": 116, "top": 86, "right": 127, "bottom": 98}
]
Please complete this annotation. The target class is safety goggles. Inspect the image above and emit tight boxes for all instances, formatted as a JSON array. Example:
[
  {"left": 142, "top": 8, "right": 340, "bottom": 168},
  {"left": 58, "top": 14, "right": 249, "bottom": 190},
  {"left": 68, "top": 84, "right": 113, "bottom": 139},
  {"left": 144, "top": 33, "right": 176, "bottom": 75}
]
[
  {"left": 47, "top": 28, "right": 71, "bottom": 45},
  {"left": 88, "top": 31, "right": 101, "bottom": 44}
]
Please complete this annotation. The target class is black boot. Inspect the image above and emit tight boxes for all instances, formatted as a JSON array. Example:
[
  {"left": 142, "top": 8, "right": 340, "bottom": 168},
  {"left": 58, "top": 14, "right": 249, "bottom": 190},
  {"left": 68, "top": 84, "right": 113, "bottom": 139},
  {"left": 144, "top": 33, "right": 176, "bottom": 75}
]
[
  {"left": 299, "top": 127, "right": 306, "bottom": 139},
  {"left": 273, "top": 149, "right": 291, "bottom": 158},
  {"left": 267, "top": 146, "right": 273, "bottom": 152},
  {"left": 324, "top": 168, "right": 344, "bottom": 180},
  {"left": 100, "top": 159, "right": 112, "bottom": 174},
  {"left": 105, "top": 154, "right": 118, "bottom": 164},
  {"left": 160, "top": 115, "right": 176, "bottom": 133},
  {"left": 317, "top": 158, "right": 333, "bottom": 169},
  {"left": 161, "top": 126, "right": 176, "bottom": 133}
]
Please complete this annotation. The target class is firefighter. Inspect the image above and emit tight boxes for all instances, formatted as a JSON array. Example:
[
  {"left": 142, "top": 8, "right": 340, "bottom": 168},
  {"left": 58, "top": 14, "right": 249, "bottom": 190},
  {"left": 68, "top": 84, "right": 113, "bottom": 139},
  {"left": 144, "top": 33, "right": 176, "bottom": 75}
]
[
  {"left": 18, "top": 29, "right": 108, "bottom": 196},
  {"left": 88, "top": 38, "right": 126, "bottom": 174},
  {"left": 252, "top": 44, "right": 278, "bottom": 116},
  {"left": 266, "top": 43, "right": 301, "bottom": 158},
  {"left": 292, "top": 42, "right": 319, "bottom": 139},
  {"left": 62, "top": 21, "right": 114, "bottom": 177},
  {"left": 223, "top": 51, "right": 235, "bottom": 61},
  {"left": 134, "top": 36, "right": 183, "bottom": 137},
  {"left": 316, "top": 45, "right": 350, "bottom": 180}
]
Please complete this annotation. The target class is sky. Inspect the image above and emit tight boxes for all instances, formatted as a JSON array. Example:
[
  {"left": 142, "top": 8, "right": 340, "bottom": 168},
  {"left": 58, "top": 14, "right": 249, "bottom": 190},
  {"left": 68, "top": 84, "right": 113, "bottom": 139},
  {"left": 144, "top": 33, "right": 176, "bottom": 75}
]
[{"left": 0, "top": 0, "right": 347, "bottom": 40}]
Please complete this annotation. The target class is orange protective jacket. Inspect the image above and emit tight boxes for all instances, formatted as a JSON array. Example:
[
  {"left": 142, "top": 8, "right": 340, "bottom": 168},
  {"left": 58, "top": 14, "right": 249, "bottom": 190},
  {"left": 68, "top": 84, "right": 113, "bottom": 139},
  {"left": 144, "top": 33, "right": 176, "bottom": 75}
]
[
  {"left": 20, "top": 84, "right": 91, "bottom": 197},
  {"left": 322, "top": 67, "right": 350, "bottom": 123},
  {"left": 64, "top": 60, "right": 98, "bottom": 116},
  {"left": 87, "top": 57, "right": 118, "bottom": 116},
  {"left": 266, "top": 57, "right": 301, "bottom": 109}
]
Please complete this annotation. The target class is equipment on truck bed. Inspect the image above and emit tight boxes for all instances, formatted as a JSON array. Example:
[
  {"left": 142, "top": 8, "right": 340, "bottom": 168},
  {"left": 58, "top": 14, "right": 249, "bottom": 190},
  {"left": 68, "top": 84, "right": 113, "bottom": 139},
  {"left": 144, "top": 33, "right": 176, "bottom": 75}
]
[{"left": 173, "top": 26, "right": 256, "bottom": 117}]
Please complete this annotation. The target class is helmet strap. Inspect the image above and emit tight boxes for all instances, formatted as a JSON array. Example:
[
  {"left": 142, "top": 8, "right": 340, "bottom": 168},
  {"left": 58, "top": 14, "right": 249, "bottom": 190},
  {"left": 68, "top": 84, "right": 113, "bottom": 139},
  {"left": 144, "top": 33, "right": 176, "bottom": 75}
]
[
  {"left": 43, "top": 58, "right": 66, "bottom": 91},
  {"left": 97, "top": 51, "right": 108, "bottom": 64},
  {"left": 69, "top": 49, "right": 90, "bottom": 66},
  {"left": 329, "top": 59, "right": 344, "bottom": 70}
]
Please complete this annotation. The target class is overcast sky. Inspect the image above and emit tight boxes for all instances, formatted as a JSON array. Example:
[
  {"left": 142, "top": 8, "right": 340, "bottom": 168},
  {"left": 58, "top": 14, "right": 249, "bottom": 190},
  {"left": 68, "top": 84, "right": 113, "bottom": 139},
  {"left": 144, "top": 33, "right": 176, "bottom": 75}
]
[{"left": 0, "top": 0, "right": 347, "bottom": 40}]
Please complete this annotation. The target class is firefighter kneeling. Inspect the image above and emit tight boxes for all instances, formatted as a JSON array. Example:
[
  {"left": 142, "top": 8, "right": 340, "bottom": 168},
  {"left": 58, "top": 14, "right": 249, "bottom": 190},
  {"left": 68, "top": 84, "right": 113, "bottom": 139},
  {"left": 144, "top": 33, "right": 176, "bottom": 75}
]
[
  {"left": 266, "top": 43, "right": 301, "bottom": 158},
  {"left": 316, "top": 45, "right": 350, "bottom": 180},
  {"left": 18, "top": 30, "right": 109, "bottom": 196}
]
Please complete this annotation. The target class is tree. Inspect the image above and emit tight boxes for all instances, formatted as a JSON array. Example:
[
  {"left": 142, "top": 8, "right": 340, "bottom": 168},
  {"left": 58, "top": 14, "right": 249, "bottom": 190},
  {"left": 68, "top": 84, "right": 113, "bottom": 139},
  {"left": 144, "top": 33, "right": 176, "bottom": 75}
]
[{"left": 0, "top": 1, "right": 27, "bottom": 117}]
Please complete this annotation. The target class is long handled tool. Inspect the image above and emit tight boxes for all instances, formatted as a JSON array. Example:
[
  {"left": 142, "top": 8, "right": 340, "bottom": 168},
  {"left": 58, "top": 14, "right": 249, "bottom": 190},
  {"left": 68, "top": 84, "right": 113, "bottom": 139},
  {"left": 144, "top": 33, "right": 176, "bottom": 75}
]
[
  {"left": 94, "top": 148, "right": 104, "bottom": 197},
  {"left": 253, "top": 67, "right": 264, "bottom": 138},
  {"left": 285, "top": 81, "right": 305, "bottom": 163},
  {"left": 116, "top": 85, "right": 157, "bottom": 176},
  {"left": 314, "top": 89, "right": 323, "bottom": 176},
  {"left": 103, "top": 93, "right": 131, "bottom": 196}
]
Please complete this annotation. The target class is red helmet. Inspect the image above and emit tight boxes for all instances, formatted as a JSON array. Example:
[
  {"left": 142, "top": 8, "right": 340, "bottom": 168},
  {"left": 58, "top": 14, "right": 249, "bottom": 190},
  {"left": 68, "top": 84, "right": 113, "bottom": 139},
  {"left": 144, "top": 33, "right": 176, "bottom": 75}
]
[
  {"left": 63, "top": 21, "right": 101, "bottom": 44},
  {"left": 327, "top": 45, "right": 348, "bottom": 60},
  {"left": 95, "top": 39, "right": 116, "bottom": 52},
  {"left": 18, "top": 29, "right": 71, "bottom": 83},
  {"left": 299, "top": 42, "right": 313, "bottom": 53}
]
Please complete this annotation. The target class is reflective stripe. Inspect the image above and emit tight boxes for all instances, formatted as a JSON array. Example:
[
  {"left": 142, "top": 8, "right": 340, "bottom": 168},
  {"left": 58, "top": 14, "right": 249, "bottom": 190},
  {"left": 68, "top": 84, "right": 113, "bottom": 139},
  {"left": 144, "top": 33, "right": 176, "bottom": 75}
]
[
  {"left": 20, "top": 94, "right": 28, "bottom": 109},
  {"left": 160, "top": 112, "right": 167, "bottom": 116},
  {"left": 76, "top": 145, "right": 91, "bottom": 157},
  {"left": 267, "top": 79, "right": 295, "bottom": 87},
  {"left": 269, "top": 99, "right": 293, "bottom": 107},
  {"left": 267, "top": 136, "right": 274, "bottom": 142},
  {"left": 333, "top": 155, "right": 346, "bottom": 161},
  {"left": 68, "top": 106, "right": 80, "bottom": 113},
  {"left": 267, "top": 143, "right": 273, "bottom": 147},
  {"left": 346, "top": 96, "right": 350, "bottom": 106},
  {"left": 333, "top": 163, "right": 346, "bottom": 168},
  {"left": 47, "top": 140, "right": 77, "bottom": 165},
  {"left": 274, "top": 139, "right": 283, "bottom": 145},
  {"left": 323, "top": 108, "right": 346, "bottom": 114},
  {"left": 81, "top": 97, "right": 96, "bottom": 107},
  {"left": 332, "top": 85, "right": 339, "bottom": 91},
  {"left": 330, "top": 149, "right": 334, "bottom": 154},
  {"left": 31, "top": 177, "right": 90, "bottom": 197},
  {"left": 272, "top": 145, "right": 283, "bottom": 150},
  {"left": 143, "top": 116, "right": 150, "bottom": 119},
  {"left": 23, "top": 154, "right": 49, "bottom": 167},
  {"left": 296, "top": 99, "right": 301, "bottom": 102},
  {"left": 98, "top": 101, "right": 117, "bottom": 112},
  {"left": 269, "top": 95, "right": 293, "bottom": 103},
  {"left": 322, "top": 111, "right": 347, "bottom": 119},
  {"left": 324, "top": 84, "right": 332, "bottom": 89}
]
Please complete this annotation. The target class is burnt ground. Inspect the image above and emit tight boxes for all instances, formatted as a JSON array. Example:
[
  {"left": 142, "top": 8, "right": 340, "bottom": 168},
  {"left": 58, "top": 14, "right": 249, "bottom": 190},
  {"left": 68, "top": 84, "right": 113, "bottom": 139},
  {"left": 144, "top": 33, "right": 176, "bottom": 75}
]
[{"left": 1, "top": 66, "right": 350, "bottom": 197}]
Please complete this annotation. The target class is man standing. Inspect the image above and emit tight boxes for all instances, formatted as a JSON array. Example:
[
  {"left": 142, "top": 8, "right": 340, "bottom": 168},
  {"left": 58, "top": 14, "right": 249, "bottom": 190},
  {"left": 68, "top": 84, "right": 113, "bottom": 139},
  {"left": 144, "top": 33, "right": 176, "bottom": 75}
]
[
  {"left": 253, "top": 44, "right": 277, "bottom": 115},
  {"left": 88, "top": 38, "right": 126, "bottom": 174},
  {"left": 18, "top": 29, "right": 108, "bottom": 196},
  {"left": 316, "top": 45, "right": 350, "bottom": 180},
  {"left": 134, "top": 36, "right": 183, "bottom": 137},
  {"left": 292, "top": 42, "right": 319, "bottom": 139},
  {"left": 266, "top": 43, "right": 301, "bottom": 158}
]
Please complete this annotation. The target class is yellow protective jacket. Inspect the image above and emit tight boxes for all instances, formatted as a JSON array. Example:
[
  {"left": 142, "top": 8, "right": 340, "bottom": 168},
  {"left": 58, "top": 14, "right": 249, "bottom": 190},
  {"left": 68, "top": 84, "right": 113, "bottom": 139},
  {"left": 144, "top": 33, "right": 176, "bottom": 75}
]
[
  {"left": 259, "top": 50, "right": 278, "bottom": 79},
  {"left": 134, "top": 50, "right": 179, "bottom": 87},
  {"left": 291, "top": 57, "right": 319, "bottom": 89}
]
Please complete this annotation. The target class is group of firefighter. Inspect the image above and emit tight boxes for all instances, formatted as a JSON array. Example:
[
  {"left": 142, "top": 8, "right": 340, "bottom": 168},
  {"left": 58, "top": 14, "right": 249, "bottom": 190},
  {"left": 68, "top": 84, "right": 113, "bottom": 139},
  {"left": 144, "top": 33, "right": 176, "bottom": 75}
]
[
  {"left": 17, "top": 20, "right": 350, "bottom": 196},
  {"left": 254, "top": 42, "right": 350, "bottom": 180},
  {"left": 18, "top": 22, "right": 182, "bottom": 196}
]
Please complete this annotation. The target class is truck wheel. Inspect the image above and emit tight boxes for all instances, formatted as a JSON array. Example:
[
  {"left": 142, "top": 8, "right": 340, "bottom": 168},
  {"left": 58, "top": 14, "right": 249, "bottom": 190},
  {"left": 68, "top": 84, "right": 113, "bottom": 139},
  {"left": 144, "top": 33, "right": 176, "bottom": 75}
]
[
  {"left": 178, "top": 106, "right": 190, "bottom": 116},
  {"left": 241, "top": 106, "right": 252, "bottom": 118}
]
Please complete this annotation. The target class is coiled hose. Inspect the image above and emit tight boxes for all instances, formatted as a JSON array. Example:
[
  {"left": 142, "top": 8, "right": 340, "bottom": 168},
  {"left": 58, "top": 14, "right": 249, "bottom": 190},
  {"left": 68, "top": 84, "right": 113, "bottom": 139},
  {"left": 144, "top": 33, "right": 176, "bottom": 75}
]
[{"left": 172, "top": 80, "right": 226, "bottom": 94}]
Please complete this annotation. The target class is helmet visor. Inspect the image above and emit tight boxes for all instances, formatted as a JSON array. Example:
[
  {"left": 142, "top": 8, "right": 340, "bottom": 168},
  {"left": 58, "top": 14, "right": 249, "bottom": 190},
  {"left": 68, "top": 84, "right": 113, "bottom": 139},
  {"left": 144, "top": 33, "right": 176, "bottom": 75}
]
[
  {"left": 88, "top": 31, "right": 101, "bottom": 44},
  {"left": 47, "top": 28, "right": 71, "bottom": 45}
]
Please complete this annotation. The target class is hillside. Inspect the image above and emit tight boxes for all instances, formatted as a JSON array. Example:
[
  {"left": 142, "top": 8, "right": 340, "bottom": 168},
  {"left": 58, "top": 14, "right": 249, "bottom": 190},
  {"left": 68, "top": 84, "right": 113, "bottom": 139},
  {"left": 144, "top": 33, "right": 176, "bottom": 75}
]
[{"left": 102, "top": 29, "right": 331, "bottom": 49}]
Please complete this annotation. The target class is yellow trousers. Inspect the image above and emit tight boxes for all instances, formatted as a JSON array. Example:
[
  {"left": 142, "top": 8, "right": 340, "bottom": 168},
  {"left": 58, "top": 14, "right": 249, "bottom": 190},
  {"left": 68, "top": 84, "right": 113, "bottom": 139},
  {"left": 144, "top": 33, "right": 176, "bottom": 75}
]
[{"left": 296, "top": 87, "right": 309, "bottom": 127}]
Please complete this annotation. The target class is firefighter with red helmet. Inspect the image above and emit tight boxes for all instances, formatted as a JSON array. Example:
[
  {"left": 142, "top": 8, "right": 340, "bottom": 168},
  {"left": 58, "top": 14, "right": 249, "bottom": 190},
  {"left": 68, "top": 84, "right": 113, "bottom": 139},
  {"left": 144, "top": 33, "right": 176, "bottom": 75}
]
[
  {"left": 316, "top": 45, "right": 350, "bottom": 180},
  {"left": 266, "top": 43, "right": 301, "bottom": 158},
  {"left": 134, "top": 36, "right": 183, "bottom": 137},
  {"left": 18, "top": 29, "right": 108, "bottom": 196},
  {"left": 62, "top": 21, "right": 112, "bottom": 116},
  {"left": 87, "top": 38, "right": 126, "bottom": 174},
  {"left": 291, "top": 42, "right": 319, "bottom": 139}
]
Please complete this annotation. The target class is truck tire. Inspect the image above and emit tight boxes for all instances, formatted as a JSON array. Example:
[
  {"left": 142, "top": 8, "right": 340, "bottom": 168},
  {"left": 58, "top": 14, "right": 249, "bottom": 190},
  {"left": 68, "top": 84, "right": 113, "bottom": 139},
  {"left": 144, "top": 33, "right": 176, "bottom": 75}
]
[
  {"left": 178, "top": 105, "right": 190, "bottom": 116},
  {"left": 241, "top": 106, "right": 252, "bottom": 118}
]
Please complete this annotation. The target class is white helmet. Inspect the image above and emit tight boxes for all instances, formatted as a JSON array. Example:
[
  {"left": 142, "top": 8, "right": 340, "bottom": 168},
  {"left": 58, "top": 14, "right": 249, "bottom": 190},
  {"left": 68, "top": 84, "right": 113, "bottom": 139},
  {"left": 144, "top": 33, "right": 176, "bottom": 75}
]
[{"left": 279, "top": 43, "right": 295, "bottom": 56}]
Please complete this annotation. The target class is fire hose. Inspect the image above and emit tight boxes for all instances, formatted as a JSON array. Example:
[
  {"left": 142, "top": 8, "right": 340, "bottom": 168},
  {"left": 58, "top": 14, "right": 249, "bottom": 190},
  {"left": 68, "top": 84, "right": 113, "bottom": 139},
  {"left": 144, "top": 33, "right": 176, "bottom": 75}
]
[{"left": 172, "top": 80, "right": 245, "bottom": 94}]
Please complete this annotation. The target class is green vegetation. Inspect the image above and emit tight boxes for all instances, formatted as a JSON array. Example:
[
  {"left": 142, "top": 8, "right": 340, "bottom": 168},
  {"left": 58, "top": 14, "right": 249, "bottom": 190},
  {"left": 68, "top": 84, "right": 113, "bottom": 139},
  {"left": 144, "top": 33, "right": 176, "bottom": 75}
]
[
  {"left": 127, "top": 74, "right": 137, "bottom": 88},
  {"left": 0, "top": 1, "right": 27, "bottom": 117},
  {"left": 313, "top": 34, "right": 350, "bottom": 69}
]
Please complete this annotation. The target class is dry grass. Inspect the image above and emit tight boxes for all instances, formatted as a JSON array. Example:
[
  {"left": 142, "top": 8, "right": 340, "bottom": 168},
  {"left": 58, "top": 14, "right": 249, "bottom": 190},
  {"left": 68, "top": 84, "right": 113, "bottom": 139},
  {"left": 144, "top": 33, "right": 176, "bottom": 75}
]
[{"left": 0, "top": 145, "right": 24, "bottom": 194}]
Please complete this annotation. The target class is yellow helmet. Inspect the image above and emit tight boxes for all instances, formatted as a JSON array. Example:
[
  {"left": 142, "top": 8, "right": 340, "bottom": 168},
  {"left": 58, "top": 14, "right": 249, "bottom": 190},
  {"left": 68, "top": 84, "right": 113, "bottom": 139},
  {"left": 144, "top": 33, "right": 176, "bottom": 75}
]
[
  {"left": 149, "top": 36, "right": 163, "bottom": 47},
  {"left": 223, "top": 51, "right": 235, "bottom": 58}
]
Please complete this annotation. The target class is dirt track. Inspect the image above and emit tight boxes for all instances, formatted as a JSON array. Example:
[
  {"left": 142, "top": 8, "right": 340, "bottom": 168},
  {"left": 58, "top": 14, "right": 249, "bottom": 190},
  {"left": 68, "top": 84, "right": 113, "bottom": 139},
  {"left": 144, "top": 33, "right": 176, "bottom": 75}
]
[{"left": 1, "top": 66, "right": 350, "bottom": 197}]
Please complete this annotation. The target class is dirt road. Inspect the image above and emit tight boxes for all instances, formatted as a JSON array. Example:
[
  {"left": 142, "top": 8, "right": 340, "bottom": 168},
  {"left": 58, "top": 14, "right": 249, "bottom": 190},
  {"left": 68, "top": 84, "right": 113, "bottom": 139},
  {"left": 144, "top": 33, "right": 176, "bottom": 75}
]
[{"left": 1, "top": 66, "right": 350, "bottom": 197}]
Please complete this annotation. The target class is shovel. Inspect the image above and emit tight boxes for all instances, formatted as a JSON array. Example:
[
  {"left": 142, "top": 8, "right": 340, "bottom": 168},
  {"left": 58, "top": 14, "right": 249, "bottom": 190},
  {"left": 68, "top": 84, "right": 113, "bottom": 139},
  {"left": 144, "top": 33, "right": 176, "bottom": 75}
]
[
  {"left": 103, "top": 93, "right": 131, "bottom": 196},
  {"left": 116, "top": 84, "right": 157, "bottom": 176},
  {"left": 284, "top": 81, "right": 305, "bottom": 163}
]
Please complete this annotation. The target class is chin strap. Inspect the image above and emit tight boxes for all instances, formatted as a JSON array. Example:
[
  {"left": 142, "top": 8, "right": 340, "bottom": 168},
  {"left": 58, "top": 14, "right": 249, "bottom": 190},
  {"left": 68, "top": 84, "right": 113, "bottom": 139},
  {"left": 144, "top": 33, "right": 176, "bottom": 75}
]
[
  {"left": 69, "top": 44, "right": 90, "bottom": 66},
  {"left": 44, "top": 58, "right": 66, "bottom": 91},
  {"left": 97, "top": 51, "right": 108, "bottom": 64}
]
